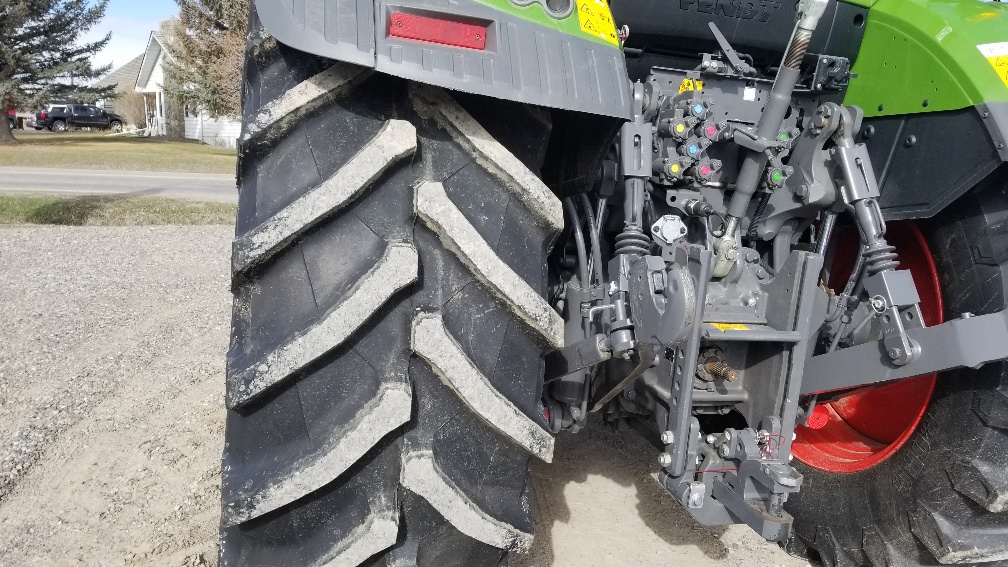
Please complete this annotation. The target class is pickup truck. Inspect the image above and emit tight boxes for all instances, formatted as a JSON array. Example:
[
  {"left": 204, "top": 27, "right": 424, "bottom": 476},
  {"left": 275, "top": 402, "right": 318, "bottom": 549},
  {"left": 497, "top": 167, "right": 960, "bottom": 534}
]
[{"left": 35, "top": 104, "right": 124, "bottom": 133}]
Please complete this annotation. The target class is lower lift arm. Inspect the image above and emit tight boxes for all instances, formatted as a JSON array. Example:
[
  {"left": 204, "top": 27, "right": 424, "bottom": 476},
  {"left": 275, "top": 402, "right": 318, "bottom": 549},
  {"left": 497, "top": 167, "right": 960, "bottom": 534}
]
[{"left": 803, "top": 308, "right": 1008, "bottom": 394}]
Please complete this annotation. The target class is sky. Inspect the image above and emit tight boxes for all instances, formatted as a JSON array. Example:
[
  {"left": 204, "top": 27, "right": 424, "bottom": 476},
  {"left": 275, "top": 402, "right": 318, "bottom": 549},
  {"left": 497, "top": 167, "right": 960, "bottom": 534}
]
[{"left": 82, "top": 0, "right": 180, "bottom": 72}]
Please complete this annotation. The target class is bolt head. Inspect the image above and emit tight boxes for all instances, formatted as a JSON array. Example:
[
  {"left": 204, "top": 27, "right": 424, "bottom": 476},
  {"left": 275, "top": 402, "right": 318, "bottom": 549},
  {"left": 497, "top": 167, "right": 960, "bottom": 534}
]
[
  {"left": 658, "top": 452, "right": 673, "bottom": 467},
  {"left": 661, "top": 431, "right": 675, "bottom": 444},
  {"left": 747, "top": 297, "right": 758, "bottom": 308},
  {"left": 718, "top": 444, "right": 731, "bottom": 458},
  {"left": 688, "top": 493, "right": 703, "bottom": 507},
  {"left": 706, "top": 434, "right": 716, "bottom": 444},
  {"left": 889, "top": 348, "right": 902, "bottom": 358}
]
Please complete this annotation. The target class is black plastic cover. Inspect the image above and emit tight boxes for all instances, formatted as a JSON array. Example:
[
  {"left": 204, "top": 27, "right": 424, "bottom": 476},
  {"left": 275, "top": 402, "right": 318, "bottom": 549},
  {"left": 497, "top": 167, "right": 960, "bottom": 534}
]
[{"left": 859, "top": 107, "right": 1004, "bottom": 220}]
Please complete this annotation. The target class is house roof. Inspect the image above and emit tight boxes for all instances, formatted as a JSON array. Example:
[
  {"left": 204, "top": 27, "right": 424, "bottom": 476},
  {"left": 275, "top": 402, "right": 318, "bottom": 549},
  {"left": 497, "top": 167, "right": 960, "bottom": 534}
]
[
  {"left": 135, "top": 31, "right": 172, "bottom": 92},
  {"left": 95, "top": 53, "right": 145, "bottom": 92}
]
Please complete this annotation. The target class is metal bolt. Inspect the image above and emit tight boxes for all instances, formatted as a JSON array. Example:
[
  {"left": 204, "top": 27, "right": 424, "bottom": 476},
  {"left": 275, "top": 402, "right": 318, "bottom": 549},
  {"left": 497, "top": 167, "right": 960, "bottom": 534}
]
[
  {"left": 659, "top": 452, "right": 673, "bottom": 467},
  {"left": 871, "top": 296, "right": 886, "bottom": 312},
  {"left": 961, "top": 311, "right": 975, "bottom": 319},
  {"left": 661, "top": 431, "right": 675, "bottom": 444},
  {"left": 718, "top": 444, "right": 731, "bottom": 458},
  {"left": 747, "top": 297, "right": 758, "bottom": 308},
  {"left": 706, "top": 434, "right": 716, "bottom": 444},
  {"left": 608, "top": 281, "right": 618, "bottom": 296},
  {"left": 570, "top": 407, "right": 582, "bottom": 420},
  {"left": 688, "top": 492, "right": 704, "bottom": 507},
  {"left": 889, "top": 348, "right": 902, "bottom": 359}
]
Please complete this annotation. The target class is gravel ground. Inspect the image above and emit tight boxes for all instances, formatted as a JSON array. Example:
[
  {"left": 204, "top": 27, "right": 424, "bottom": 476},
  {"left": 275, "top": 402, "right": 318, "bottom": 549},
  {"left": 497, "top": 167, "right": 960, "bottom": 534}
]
[{"left": 0, "top": 226, "right": 810, "bottom": 567}]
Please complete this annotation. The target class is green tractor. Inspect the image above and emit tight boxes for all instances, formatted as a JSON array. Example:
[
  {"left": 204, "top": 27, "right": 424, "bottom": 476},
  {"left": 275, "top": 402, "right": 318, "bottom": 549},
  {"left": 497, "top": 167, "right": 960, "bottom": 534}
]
[{"left": 220, "top": 0, "right": 1008, "bottom": 563}]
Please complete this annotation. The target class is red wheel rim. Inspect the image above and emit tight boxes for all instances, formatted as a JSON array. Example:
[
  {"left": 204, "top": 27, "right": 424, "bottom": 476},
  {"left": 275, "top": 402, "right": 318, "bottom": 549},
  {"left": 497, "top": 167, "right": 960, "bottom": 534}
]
[{"left": 792, "top": 222, "right": 943, "bottom": 473}]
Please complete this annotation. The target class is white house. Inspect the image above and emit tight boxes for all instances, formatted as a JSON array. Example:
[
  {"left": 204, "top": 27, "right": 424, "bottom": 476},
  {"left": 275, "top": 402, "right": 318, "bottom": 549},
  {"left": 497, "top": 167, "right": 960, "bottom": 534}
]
[{"left": 134, "top": 31, "right": 241, "bottom": 148}]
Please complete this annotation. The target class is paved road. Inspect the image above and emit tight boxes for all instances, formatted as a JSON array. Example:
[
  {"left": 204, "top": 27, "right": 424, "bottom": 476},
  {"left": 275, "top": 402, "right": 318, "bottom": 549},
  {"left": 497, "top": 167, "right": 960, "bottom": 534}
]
[{"left": 0, "top": 167, "right": 238, "bottom": 204}]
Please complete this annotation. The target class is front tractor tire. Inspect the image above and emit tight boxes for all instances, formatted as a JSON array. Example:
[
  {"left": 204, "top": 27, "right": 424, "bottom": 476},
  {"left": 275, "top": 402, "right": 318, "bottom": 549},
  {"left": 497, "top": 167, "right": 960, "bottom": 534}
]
[
  {"left": 788, "top": 182, "right": 1008, "bottom": 566},
  {"left": 220, "top": 14, "right": 561, "bottom": 567}
]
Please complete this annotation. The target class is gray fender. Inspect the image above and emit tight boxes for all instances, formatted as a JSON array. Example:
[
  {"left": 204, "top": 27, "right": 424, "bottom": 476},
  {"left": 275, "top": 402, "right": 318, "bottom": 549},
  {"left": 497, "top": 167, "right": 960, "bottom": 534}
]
[{"left": 253, "top": 0, "right": 633, "bottom": 119}]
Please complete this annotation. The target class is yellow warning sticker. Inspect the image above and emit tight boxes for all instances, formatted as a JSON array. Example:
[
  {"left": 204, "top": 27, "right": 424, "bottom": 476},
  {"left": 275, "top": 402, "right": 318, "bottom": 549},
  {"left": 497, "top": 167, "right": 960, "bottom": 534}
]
[
  {"left": 678, "top": 78, "right": 704, "bottom": 94},
  {"left": 978, "top": 42, "right": 1008, "bottom": 89},
  {"left": 710, "top": 323, "right": 751, "bottom": 332},
  {"left": 576, "top": 0, "right": 619, "bottom": 46}
]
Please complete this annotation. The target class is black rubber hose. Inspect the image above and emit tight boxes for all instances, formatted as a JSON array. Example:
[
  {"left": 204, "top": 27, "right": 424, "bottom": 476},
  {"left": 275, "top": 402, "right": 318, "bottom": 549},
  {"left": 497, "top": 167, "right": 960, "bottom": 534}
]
[
  {"left": 579, "top": 193, "right": 603, "bottom": 287},
  {"left": 595, "top": 196, "right": 609, "bottom": 239},
  {"left": 564, "top": 198, "right": 590, "bottom": 303}
]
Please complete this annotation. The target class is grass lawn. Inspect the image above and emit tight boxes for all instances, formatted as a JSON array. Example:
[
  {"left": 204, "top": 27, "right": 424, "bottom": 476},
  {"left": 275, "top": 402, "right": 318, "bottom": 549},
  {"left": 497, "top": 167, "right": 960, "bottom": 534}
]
[
  {"left": 0, "top": 194, "right": 237, "bottom": 226},
  {"left": 0, "top": 132, "right": 237, "bottom": 174}
]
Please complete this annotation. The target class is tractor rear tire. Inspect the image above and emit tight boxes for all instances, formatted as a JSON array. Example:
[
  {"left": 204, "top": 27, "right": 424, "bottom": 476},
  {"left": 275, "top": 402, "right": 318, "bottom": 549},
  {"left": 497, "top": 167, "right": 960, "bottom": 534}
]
[
  {"left": 787, "top": 180, "right": 1008, "bottom": 566},
  {"left": 219, "top": 10, "right": 561, "bottom": 566}
]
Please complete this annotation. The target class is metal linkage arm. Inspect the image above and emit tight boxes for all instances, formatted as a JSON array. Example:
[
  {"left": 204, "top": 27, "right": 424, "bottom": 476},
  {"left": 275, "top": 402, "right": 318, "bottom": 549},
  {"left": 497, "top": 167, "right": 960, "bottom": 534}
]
[{"left": 802, "top": 308, "right": 1008, "bottom": 394}]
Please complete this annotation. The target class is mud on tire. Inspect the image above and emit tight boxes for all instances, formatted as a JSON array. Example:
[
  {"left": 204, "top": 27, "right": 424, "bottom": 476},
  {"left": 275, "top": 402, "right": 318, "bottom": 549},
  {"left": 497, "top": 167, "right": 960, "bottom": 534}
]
[{"left": 219, "top": 11, "right": 560, "bottom": 566}]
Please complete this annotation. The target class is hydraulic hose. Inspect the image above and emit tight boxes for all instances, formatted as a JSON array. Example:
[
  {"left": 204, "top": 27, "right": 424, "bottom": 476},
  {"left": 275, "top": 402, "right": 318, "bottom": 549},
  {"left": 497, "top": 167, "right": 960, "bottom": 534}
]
[
  {"left": 563, "top": 198, "right": 591, "bottom": 315},
  {"left": 579, "top": 193, "right": 604, "bottom": 287}
]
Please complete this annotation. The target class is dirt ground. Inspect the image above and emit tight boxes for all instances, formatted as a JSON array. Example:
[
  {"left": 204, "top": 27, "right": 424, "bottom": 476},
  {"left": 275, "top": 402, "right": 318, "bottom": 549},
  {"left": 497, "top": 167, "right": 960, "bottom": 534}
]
[{"left": 0, "top": 226, "right": 810, "bottom": 567}]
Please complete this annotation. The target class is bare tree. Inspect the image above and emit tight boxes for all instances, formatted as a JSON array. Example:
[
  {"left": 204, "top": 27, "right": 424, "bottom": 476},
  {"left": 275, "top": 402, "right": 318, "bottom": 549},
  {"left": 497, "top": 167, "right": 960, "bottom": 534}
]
[
  {"left": 116, "top": 91, "right": 150, "bottom": 129},
  {"left": 164, "top": 0, "right": 248, "bottom": 120}
]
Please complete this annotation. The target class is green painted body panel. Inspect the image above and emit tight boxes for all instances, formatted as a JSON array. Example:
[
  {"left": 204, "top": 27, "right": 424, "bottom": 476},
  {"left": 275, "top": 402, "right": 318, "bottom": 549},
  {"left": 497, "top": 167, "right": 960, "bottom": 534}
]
[
  {"left": 843, "top": 0, "right": 1008, "bottom": 117},
  {"left": 473, "top": 0, "right": 617, "bottom": 48}
]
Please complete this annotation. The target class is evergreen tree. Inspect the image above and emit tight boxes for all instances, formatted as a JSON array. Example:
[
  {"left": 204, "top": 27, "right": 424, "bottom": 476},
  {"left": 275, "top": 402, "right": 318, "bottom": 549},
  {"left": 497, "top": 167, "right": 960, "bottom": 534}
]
[
  {"left": 0, "top": 0, "right": 114, "bottom": 144},
  {"left": 164, "top": 0, "right": 248, "bottom": 120}
]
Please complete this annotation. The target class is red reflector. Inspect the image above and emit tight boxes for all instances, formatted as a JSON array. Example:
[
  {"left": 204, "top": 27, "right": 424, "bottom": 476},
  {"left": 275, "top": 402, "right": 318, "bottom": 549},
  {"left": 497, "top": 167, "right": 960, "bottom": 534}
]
[
  {"left": 805, "top": 405, "right": 830, "bottom": 430},
  {"left": 390, "top": 12, "right": 486, "bottom": 50}
]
